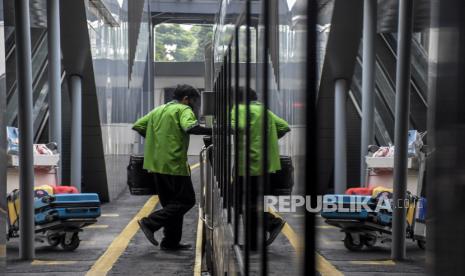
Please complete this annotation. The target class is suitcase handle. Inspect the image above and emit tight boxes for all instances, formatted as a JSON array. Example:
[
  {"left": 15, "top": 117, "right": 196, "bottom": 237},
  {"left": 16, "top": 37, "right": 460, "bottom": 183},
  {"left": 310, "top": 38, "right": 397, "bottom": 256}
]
[{"left": 65, "top": 207, "right": 99, "bottom": 213}]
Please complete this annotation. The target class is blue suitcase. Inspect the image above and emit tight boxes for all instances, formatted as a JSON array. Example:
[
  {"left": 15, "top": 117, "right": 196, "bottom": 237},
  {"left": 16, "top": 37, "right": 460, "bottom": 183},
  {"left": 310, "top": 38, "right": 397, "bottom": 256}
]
[
  {"left": 34, "top": 193, "right": 101, "bottom": 225},
  {"left": 321, "top": 195, "right": 374, "bottom": 220}
]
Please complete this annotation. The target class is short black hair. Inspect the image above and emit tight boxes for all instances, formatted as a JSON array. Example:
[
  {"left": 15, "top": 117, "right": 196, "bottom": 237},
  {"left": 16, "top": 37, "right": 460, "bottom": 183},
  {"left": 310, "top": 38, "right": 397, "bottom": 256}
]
[
  {"left": 236, "top": 87, "right": 258, "bottom": 102},
  {"left": 173, "top": 84, "right": 200, "bottom": 101}
]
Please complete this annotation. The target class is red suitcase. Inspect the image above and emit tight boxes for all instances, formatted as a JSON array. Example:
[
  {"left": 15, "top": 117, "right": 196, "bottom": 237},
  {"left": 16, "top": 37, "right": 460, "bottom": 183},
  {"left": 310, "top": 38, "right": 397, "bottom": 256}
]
[
  {"left": 345, "top": 187, "right": 373, "bottom": 195},
  {"left": 53, "top": 186, "right": 79, "bottom": 194}
]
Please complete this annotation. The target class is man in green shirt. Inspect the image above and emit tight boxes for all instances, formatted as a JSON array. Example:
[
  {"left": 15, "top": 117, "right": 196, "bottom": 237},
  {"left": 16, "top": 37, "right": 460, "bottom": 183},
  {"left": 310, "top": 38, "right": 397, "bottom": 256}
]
[
  {"left": 133, "top": 84, "right": 211, "bottom": 250},
  {"left": 231, "top": 87, "right": 291, "bottom": 246}
]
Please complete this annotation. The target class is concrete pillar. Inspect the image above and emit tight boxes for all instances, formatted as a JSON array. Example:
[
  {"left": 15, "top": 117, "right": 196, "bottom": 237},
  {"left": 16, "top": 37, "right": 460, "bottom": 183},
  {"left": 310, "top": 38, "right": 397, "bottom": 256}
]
[
  {"left": 360, "top": 0, "right": 377, "bottom": 185},
  {"left": 70, "top": 75, "right": 82, "bottom": 192},
  {"left": 335, "top": 79, "right": 347, "bottom": 194},
  {"left": 15, "top": 0, "right": 36, "bottom": 260},
  {"left": 47, "top": 0, "right": 62, "bottom": 182}
]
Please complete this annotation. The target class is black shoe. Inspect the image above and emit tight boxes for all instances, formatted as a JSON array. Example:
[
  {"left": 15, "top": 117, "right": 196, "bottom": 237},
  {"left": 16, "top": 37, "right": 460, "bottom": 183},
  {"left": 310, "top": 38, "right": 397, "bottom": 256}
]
[
  {"left": 138, "top": 218, "right": 159, "bottom": 246},
  {"left": 266, "top": 218, "right": 285, "bottom": 246},
  {"left": 160, "top": 243, "right": 192, "bottom": 251}
]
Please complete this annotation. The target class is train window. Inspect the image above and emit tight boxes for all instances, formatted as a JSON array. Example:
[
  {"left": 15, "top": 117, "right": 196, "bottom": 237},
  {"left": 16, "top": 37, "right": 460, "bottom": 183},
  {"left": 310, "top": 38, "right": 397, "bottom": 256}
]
[
  {"left": 232, "top": 30, "right": 241, "bottom": 245},
  {"left": 226, "top": 48, "right": 233, "bottom": 223},
  {"left": 208, "top": 1, "right": 311, "bottom": 275}
]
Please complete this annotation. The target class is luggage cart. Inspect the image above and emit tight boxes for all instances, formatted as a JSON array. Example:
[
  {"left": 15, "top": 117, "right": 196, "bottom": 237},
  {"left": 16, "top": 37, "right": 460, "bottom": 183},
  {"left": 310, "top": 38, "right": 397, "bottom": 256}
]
[
  {"left": 323, "top": 193, "right": 423, "bottom": 251},
  {"left": 322, "top": 133, "right": 428, "bottom": 251},
  {"left": 6, "top": 190, "right": 101, "bottom": 251}
]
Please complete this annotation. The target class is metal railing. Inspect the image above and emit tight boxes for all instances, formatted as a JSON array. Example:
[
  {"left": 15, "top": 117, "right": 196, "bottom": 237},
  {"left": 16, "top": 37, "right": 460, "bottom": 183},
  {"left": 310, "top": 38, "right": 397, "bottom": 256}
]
[{"left": 199, "top": 145, "right": 214, "bottom": 230}]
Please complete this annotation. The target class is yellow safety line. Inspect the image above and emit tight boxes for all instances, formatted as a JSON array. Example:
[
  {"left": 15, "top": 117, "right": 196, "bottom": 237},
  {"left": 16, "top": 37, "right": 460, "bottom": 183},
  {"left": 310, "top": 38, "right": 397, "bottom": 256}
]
[
  {"left": 193, "top": 161, "right": 203, "bottom": 276},
  {"left": 268, "top": 209, "right": 303, "bottom": 253},
  {"left": 32, "top": 260, "right": 78, "bottom": 265},
  {"left": 281, "top": 222, "right": 304, "bottom": 253},
  {"left": 85, "top": 196, "right": 159, "bottom": 276},
  {"left": 315, "top": 252, "right": 344, "bottom": 276},
  {"left": 86, "top": 162, "right": 200, "bottom": 276},
  {"left": 193, "top": 210, "right": 204, "bottom": 276},
  {"left": 190, "top": 163, "right": 201, "bottom": 170},
  {"left": 268, "top": 209, "right": 343, "bottom": 276},
  {"left": 0, "top": 245, "right": 5, "bottom": 258}
]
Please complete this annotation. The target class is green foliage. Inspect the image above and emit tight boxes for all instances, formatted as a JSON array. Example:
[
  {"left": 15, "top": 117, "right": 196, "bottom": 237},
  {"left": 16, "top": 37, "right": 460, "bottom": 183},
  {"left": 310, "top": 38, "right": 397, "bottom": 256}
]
[{"left": 155, "top": 24, "right": 213, "bottom": 62}]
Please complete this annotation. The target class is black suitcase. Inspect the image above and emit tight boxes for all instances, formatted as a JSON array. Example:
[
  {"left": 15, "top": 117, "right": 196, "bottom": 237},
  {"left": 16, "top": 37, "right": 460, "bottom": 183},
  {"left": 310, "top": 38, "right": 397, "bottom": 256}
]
[
  {"left": 127, "top": 155, "right": 157, "bottom": 195},
  {"left": 269, "top": 156, "right": 294, "bottom": 196}
]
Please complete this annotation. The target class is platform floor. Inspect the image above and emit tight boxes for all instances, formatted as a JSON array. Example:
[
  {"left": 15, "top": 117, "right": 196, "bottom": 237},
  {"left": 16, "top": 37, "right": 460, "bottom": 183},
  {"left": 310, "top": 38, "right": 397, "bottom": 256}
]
[
  {"left": 279, "top": 213, "right": 426, "bottom": 276},
  {"left": 6, "top": 158, "right": 201, "bottom": 276},
  {"left": 5, "top": 157, "right": 426, "bottom": 275}
]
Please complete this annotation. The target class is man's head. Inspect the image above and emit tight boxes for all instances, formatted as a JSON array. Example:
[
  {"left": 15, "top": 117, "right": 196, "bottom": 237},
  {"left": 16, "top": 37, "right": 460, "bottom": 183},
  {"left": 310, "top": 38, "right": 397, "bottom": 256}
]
[
  {"left": 173, "top": 84, "right": 200, "bottom": 108},
  {"left": 237, "top": 87, "right": 258, "bottom": 103}
]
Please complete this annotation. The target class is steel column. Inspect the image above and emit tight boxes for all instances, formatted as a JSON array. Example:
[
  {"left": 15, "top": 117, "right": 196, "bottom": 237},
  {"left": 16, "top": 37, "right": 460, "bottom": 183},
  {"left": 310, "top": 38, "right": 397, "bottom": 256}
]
[
  {"left": 149, "top": 28, "right": 154, "bottom": 110},
  {"left": 427, "top": 0, "right": 465, "bottom": 274},
  {"left": 204, "top": 43, "right": 213, "bottom": 91},
  {"left": 335, "top": 79, "right": 347, "bottom": 194},
  {"left": 305, "top": 1, "right": 317, "bottom": 275},
  {"left": 15, "top": 0, "right": 35, "bottom": 260},
  {"left": 147, "top": 1, "right": 154, "bottom": 110},
  {"left": 47, "top": 0, "right": 62, "bottom": 182},
  {"left": 70, "top": 75, "right": 82, "bottom": 192},
  {"left": 0, "top": 13, "right": 8, "bottom": 265},
  {"left": 391, "top": 0, "right": 414, "bottom": 261},
  {"left": 0, "top": 69, "right": 5, "bottom": 269},
  {"left": 360, "top": 0, "right": 377, "bottom": 185}
]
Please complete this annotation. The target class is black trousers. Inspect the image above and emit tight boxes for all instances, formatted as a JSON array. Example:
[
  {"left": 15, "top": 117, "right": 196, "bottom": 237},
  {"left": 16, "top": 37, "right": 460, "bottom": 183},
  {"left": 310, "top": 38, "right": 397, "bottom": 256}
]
[{"left": 146, "top": 173, "right": 196, "bottom": 246}]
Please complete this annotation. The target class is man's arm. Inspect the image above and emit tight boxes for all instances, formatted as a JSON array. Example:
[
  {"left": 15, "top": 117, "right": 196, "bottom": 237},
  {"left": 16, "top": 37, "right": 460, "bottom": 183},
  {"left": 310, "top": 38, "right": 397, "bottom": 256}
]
[
  {"left": 180, "top": 107, "right": 212, "bottom": 135},
  {"left": 269, "top": 111, "right": 291, "bottom": 139},
  {"left": 186, "top": 125, "right": 212, "bottom": 135},
  {"left": 132, "top": 112, "right": 152, "bottom": 137}
]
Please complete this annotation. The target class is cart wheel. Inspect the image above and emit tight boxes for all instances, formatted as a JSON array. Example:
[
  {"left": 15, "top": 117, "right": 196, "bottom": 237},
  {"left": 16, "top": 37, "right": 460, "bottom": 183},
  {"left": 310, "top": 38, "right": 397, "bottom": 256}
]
[
  {"left": 344, "top": 233, "right": 364, "bottom": 251},
  {"left": 47, "top": 234, "right": 61, "bottom": 247},
  {"left": 60, "top": 233, "right": 80, "bottom": 251},
  {"left": 362, "top": 235, "right": 377, "bottom": 247},
  {"left": 417, "top": 240, "right": 426, "bottom": 250}
]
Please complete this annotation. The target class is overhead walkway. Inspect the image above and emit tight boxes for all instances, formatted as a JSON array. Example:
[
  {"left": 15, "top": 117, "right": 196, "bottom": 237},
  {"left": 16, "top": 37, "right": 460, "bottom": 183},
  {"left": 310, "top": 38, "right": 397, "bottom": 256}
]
[
  {"left": 4, "top": 28, "right": 66, "bottom": 143},
  {"left": 351, "top": 33, "right": 429, "bottom": 145}
]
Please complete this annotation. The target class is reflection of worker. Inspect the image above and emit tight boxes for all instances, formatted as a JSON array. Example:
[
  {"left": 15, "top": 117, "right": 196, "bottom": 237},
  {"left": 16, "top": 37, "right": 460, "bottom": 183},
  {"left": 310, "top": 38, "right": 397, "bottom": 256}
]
[
  {"left": 133, "top": 84, "right": 211, "bottom": 251},
  {"left": 231, "top": 87, "right": 291, "bottom": 246}
]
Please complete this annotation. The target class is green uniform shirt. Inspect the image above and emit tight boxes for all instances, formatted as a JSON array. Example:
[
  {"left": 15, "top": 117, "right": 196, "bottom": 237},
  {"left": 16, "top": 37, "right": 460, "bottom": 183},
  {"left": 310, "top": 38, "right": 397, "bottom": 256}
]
[
  {"left": 133, "top": 100, "right": 198, "bottom": 176},
  {"left": 231, "top": 101, "right": 290, "bottom": 176}
]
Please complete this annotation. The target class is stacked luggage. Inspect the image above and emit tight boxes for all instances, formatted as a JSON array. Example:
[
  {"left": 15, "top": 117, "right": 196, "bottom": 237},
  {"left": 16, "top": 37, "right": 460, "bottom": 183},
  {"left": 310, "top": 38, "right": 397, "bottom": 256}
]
[
  {"left": 321, "top": 186, "right": 426, "bottom": 251},
  {"left": 7, "top": 188, "right": 101, "bottom": 251},
  {"left": 34, "top": 193, "right": 101, "bottom": 224},
  {"left": 322, "top": 194, "right": 374, "bottom": 221}
]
